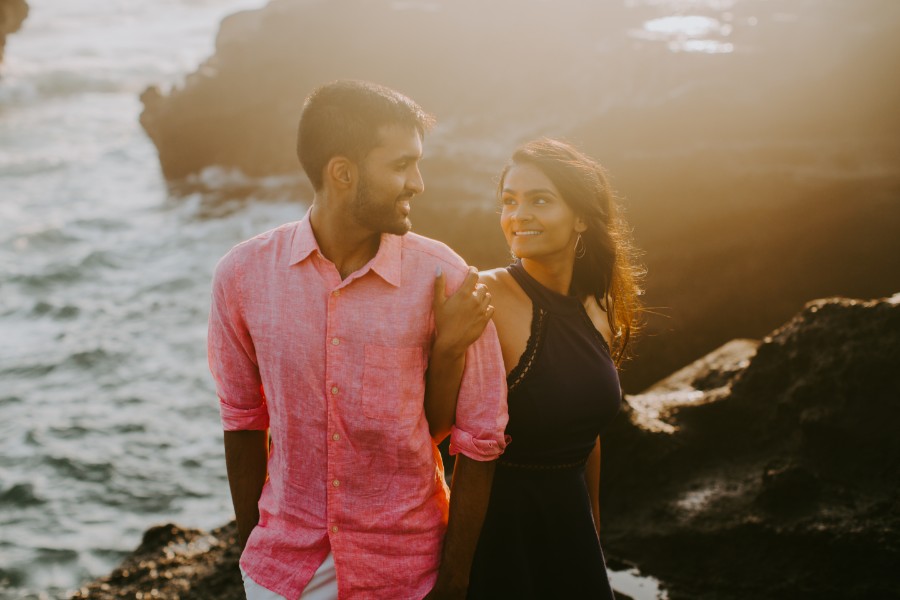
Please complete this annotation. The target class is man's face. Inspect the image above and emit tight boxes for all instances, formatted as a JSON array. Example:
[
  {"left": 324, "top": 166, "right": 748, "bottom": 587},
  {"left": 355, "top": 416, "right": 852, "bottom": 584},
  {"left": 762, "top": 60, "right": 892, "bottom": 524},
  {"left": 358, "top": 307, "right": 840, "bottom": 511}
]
[{"left": 351, "top": 125, "right": 425, "bottom": 235}]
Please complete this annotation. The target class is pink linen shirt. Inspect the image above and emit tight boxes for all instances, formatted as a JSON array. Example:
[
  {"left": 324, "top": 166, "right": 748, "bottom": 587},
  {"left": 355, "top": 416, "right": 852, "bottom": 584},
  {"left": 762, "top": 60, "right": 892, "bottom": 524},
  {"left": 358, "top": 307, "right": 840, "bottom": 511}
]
[{"left": 208, "top": 210, "right": 509, "bottom": 599}]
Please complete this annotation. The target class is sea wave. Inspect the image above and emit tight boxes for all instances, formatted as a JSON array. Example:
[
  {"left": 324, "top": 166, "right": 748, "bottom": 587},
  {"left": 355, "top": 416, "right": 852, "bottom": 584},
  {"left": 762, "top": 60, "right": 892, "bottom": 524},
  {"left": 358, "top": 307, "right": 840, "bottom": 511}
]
[
  {"left": 166, "top": 165, "right": 308, "bottom": 219},
  {"left": 2, "top": 225, "right": 80, "bottom": 250},
  {"left": 0, "top": 70, "right": 130, "bottom": 107},
  {"left": 173, "top": 164, "right": 306, "bottom": 196},
  {"left": 0, "top": 482, "right": 46, "bottom": 507},
  {"left": 0, "top": 154, "right": 68, "bottom": 177}
]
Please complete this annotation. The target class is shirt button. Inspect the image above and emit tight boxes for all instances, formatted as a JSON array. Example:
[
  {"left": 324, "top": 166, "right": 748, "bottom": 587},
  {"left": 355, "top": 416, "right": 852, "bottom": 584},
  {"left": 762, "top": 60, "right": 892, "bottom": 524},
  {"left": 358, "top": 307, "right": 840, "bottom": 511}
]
[
  {"left": 331, "top": 338, "right": 340, "bottom": 346},
  {"left": 331, "top": 525, "right": 339, "bottom": 533},
  {"left": 332, "top": 433, "right": 341, "bottom": 441},
  {"left": 331, "top": 386, "right": 339, "bottom": 395},
  {"left": 332, "top": 290, "right": 340, "bottom": 297},
  {"left": 332, "top": 479, "right": 340, "bottom": 487}
]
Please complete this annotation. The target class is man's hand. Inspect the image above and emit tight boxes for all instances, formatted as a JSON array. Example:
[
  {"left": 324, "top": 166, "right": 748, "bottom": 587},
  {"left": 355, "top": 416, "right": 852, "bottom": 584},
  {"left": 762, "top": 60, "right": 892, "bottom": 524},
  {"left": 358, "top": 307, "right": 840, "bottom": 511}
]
[
  {"left": 432, "top": 266, "right": 493, "bottom": 359},
  {"left": 423, "top": 456, "right": 496, "bottom": 599},
  {"left": 224, "top": 429, "right": 268, "bottom": 549},
  {"left": 422, "top": 583, "right": 466, "bottom": 600}
]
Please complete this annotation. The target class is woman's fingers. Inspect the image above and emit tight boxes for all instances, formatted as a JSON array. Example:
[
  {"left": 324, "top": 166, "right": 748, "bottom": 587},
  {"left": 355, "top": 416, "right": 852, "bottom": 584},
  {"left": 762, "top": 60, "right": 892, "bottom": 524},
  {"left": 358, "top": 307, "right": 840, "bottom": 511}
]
[
  {"left": 432, "top": 266, "right": 447, "bottom": 310},
  {"left": 461, "top": 266, "right": 479, "bottom": 291}
]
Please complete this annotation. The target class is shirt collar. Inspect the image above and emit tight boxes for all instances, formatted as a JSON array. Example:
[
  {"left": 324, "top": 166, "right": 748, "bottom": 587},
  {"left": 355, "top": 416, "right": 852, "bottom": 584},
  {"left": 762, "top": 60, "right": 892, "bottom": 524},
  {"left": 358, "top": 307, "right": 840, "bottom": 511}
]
[
  {"left": 289, "top": 209, "right": 319, "bottom": 265},
  {"left": 368, "top": 232, "right": 402, "bottom": 287},
  {"left": 289, "top": 208, "right": 402, "bottom": 288}
]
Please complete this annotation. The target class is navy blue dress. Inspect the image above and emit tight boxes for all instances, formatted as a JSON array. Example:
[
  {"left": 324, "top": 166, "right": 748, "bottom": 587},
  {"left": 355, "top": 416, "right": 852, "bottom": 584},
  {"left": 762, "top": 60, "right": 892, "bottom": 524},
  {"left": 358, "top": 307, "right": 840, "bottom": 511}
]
[{"left": 467, "top": 261, "right": 621, "bottom": 599}]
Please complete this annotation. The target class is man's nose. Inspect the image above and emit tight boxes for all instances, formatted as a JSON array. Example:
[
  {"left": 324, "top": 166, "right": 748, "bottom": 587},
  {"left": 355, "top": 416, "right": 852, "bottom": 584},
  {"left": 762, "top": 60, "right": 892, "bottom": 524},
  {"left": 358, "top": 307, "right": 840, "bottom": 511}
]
[{"left": 407, "top": 166, "right": 424, "bottom": 195}]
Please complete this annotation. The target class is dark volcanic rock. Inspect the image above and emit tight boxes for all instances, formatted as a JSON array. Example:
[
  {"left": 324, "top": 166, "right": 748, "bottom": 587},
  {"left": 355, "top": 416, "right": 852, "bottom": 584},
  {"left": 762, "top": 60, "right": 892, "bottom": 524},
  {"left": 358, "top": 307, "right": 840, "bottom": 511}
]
[
  {"left": 0, "top": 0, "right": 28, "bottom": 66},
  {"left": 70, "top": 522, "right": 242, "bottom": 600},
  {"left": 600, "top": 294, "right": 900, "bottom": 599}
]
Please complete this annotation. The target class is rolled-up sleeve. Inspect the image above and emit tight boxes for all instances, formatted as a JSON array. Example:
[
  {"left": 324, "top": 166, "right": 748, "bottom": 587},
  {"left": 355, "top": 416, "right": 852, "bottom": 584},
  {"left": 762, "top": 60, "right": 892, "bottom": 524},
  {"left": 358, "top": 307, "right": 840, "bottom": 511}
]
[
  {"left": 449, "top": 319, "right": 509, "bottom": 461},
  {"left": 207, "top": 250, "right": 268, "bottom": 431}
]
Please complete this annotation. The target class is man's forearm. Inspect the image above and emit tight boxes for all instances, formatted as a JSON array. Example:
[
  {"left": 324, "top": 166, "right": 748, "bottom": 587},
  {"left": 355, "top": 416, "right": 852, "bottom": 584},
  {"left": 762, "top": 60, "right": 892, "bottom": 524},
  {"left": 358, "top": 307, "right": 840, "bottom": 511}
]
[
  {"left": 424, "top": 339, "right": 467, "bottom": 442},
  {"left": 431, "top": 455, "right": 496, "bottom": 598},
  {"left": 223, "top": 429, "right": 268, "bottom": 549}
]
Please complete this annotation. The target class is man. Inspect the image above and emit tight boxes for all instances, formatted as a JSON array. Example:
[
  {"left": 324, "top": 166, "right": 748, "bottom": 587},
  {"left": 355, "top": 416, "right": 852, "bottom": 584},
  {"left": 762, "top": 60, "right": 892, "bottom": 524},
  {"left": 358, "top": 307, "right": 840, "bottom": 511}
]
[{"left": 208, "top": 80, "right": 509, "bottom": 599}]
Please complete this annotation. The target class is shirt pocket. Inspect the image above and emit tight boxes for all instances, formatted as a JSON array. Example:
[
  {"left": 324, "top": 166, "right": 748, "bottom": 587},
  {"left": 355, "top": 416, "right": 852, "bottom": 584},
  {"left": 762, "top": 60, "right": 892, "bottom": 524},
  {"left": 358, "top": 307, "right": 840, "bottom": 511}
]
[{"left": 362, "top": 344, "right": 425, "bottom": 421}]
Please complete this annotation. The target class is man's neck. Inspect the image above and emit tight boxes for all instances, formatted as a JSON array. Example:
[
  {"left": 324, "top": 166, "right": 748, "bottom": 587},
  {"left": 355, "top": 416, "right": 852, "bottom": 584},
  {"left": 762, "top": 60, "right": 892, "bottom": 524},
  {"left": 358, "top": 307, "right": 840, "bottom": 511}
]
[{"left": 309, "top": 200, "right": 381, "bottom": 280}]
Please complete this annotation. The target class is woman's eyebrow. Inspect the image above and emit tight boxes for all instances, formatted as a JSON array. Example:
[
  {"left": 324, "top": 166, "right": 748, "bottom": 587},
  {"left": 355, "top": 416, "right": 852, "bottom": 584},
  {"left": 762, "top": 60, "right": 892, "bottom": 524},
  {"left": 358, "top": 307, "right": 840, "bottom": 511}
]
[{"left": 502, "top": 187, "right": 558, "bottom": 196}]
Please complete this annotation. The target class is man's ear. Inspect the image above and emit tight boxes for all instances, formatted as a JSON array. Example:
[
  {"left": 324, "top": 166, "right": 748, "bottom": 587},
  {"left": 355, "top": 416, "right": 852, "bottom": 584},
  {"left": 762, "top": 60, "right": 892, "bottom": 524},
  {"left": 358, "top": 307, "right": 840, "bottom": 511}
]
[{"left": 325, "top": 156, "right": 356, "bottom": 190}]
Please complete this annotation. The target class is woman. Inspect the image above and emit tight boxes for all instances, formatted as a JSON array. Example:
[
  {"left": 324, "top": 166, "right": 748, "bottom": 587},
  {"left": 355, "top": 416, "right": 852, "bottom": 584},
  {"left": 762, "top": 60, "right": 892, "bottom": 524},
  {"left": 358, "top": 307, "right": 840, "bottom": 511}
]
[{"left": 428, "top": 138, "right": 643, "bottom": 598}]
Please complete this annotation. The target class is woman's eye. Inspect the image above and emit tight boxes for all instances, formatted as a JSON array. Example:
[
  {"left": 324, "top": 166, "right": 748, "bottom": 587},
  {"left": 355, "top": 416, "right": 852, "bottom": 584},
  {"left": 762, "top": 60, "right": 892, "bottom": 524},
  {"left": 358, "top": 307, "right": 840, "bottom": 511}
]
[
  {"left": 534, "top": 197, "right": 548, "bottom": 205},
  {"left": 502, "top": 197, "right": 517, "bottom": 206}
]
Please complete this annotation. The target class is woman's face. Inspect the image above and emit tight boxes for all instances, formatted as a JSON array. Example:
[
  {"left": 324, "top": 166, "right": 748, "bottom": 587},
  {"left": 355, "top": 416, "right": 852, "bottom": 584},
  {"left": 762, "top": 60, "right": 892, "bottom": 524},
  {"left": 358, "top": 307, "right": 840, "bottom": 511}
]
[{"left": 500, "top": 162, "right": 585, "bottom": 262}]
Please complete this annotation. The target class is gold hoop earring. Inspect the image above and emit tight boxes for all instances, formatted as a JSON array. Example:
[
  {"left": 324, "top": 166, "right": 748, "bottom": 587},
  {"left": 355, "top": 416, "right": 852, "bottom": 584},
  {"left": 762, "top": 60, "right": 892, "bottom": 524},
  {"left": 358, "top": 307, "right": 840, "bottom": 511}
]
[{"left": 574, "top": 234, "right": 586, "bottom": 259}]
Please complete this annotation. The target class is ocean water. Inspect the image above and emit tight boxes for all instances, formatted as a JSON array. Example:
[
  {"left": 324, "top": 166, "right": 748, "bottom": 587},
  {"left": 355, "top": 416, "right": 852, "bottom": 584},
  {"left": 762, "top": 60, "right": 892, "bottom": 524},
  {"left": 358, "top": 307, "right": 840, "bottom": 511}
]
[
  {"left": 0, "top": 1, "right": 288, "bottom": 596},
  {"left": 0, "top": 0, "right": 748, "bottom": 597}
]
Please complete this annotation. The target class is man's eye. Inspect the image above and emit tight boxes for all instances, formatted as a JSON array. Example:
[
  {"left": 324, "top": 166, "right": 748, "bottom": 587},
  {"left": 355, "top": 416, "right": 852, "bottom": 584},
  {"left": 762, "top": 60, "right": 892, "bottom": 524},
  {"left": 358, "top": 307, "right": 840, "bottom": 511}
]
[
  {"left": 502, "top": 197, "right": 517, "bottom": 206},
  {"left": 534, "top": 197, "right": 548, "bottom": 205}
]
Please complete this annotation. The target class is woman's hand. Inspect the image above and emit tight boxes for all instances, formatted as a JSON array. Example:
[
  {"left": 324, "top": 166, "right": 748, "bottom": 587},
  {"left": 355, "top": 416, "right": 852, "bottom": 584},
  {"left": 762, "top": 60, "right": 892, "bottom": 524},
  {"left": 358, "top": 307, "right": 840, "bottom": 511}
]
[
  {"left": 432, "top": 266, "right": 493, "bottom": 358},
  {"left": 424, "top": 266, "right": 494, "bottom": 443}
]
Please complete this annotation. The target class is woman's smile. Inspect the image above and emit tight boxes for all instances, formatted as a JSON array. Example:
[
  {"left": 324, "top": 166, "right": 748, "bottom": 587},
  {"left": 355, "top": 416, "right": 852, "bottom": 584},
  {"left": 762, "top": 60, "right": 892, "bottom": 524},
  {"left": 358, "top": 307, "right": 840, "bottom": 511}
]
[{"left": 500, "top": 163, "right": 583, "bottom": 261}]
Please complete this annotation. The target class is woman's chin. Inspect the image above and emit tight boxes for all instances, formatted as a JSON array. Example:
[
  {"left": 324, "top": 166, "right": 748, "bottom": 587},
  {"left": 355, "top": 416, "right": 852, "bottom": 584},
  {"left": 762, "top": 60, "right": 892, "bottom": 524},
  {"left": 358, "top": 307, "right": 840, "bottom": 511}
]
[{"left": 512, "top": 246, "right": 577, "bottom": 265}]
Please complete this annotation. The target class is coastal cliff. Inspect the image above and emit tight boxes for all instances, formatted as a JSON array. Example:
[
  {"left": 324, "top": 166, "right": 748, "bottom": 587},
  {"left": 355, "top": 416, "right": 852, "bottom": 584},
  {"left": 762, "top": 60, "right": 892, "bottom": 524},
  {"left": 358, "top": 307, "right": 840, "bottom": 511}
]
[
  {"left": 72, "top": 293, "right": 900, "bottom": 599},
  {"left": 139, "top": 0, "right": 900, "bottom": 180},
  {"left": 0, "top": 0, "right": 27, "bottom": 65},
  {"left": 138, "top": 0, "right": 900, "bottom": 393},
  {"left": 601, "top": 294, "right": 900, "bottom": 599}
]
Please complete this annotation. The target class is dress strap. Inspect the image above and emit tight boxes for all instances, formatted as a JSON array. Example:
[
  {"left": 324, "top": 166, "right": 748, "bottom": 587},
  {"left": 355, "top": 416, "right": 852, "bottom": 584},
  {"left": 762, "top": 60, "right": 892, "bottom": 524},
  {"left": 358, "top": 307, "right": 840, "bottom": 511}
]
[{"left": 506, "top": 260, "right": 582, "bottom": 316}]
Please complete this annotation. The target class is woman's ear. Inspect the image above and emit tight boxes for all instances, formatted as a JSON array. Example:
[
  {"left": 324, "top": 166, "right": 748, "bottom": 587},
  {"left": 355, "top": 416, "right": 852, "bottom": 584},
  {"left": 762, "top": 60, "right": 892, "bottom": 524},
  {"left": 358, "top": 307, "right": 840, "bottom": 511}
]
[{"left": 575, "top": 217, "right": 588, "bottom": 233}]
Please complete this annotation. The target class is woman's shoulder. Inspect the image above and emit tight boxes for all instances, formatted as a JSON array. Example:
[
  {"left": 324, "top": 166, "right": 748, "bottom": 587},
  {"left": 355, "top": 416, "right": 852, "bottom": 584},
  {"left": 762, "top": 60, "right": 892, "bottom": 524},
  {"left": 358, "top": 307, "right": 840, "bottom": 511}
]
[
  {"left": 479, "top": 267, "right": 529, "bottom": 308},
  {"left": 478, "top": 267, "right": 514, "bottom": 296},
  {"left": 477, "top": 267, "right": 507, "bottom": 287}
]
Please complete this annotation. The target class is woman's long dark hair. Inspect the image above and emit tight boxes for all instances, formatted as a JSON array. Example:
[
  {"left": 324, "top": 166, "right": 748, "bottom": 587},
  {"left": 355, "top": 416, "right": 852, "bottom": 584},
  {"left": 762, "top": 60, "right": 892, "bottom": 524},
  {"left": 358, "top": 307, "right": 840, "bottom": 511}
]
[{"left": 500, "top": 138, "right": 644, "bottom": 364}]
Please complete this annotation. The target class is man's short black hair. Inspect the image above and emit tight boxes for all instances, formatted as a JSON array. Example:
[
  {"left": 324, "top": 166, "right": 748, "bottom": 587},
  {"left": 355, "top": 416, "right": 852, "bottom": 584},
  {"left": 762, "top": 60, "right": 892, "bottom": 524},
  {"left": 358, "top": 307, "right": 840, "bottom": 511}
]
[{"left": 297, "top": 80, "right": 435, "bottom": 190}]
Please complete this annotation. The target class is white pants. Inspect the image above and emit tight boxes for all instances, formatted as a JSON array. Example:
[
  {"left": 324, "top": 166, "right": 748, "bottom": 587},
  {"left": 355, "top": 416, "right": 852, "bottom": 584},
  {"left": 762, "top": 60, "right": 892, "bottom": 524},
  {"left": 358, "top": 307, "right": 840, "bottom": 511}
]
[{"left": 241, "top": 552, "right": 338, "bottom": 600}]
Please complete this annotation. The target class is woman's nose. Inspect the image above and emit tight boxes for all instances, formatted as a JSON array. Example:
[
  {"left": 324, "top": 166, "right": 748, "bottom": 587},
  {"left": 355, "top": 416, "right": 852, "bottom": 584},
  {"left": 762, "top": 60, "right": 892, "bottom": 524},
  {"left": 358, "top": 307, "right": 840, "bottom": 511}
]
[{"left": 511, "top": 207, "right": 532, "bottom": 222}]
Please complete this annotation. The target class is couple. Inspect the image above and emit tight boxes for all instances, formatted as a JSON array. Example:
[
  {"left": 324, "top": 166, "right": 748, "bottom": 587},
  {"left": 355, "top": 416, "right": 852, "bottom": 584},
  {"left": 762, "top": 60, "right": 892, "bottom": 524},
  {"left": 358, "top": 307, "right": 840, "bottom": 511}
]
[{"left": 207, "top": 80, "right": 641, "bottom": 600}]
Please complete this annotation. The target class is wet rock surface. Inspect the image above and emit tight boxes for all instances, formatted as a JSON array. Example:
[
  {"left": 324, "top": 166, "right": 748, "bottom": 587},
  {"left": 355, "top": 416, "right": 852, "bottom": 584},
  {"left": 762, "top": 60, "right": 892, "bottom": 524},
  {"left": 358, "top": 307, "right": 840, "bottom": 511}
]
[
  {"left": 601, "top": 294, "right": 900, "bottom": 599},
  {"left": 70, "top": 523, "right": 242, "bottom": 600},
  {"left": 0, "top": 0, "right": 28, "bottom": 65},
  {"left": 74, "top": 294, "right": 899, "bottom": 598}
]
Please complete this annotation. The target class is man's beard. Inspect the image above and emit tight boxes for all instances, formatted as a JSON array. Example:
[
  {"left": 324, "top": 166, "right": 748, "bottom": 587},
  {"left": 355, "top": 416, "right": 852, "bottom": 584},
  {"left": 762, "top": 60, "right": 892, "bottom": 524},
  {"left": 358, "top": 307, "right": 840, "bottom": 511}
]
[{"left": 350, "top": 173, "right": 412, "bottom": 236}]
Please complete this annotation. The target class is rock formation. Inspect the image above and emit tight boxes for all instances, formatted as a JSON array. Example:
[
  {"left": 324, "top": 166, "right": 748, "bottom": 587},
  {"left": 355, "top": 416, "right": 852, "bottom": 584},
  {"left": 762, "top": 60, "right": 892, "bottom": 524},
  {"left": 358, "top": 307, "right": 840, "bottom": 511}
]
[
  {"left": 140, "top": 0, "right": 900, "bottom": 393},
  {"left": 601, "top": 294, "right": 900, "bottom": 599},
  {"left": 70, "top": 522, "right": 242, "bottom": 600},
  {"left": 139, "top": 0, "right": 900, "bottom": 181},
  {"left": 72, "top": 294, "right": 900, "bottom": 598},
  {"left": 0, "top": 0, "right": 28, "bottom": 66}
]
